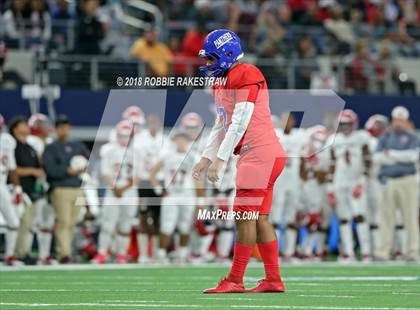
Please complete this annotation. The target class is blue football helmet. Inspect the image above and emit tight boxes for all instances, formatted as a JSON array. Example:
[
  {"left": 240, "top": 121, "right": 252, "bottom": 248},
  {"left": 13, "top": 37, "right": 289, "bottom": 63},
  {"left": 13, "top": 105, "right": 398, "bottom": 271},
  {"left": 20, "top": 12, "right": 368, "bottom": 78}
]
[{"left": 198, "top": 29, "right": 244, "bottom": 77}]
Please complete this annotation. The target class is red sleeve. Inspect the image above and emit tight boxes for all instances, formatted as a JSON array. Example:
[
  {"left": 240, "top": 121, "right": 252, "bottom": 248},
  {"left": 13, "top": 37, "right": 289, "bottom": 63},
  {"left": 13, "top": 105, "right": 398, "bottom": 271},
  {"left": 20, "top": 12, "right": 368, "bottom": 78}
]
[{"left": 228, "top": 64, "right": 264, "bottom": 104}]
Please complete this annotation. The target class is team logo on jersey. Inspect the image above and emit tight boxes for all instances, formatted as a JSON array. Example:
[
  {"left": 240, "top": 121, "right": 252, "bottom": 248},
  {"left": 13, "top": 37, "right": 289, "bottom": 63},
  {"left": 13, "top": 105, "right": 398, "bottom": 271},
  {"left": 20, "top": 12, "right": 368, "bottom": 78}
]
[{"left": 213, "top": 32, "right": 233, "bottom": 49}]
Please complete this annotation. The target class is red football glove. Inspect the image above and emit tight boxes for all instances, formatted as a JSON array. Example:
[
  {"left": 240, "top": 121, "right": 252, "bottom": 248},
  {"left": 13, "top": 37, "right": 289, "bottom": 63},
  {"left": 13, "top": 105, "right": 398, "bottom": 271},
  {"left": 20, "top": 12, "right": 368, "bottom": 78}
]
[
  {"left": 13, "top": 186, "right": 23, "bottom": 205},
  {"left": 327, "top": 191, "right": 336, "bottom": 208},
  {"left": 352, "top": 184, "right": 364, "bottom": 199}
]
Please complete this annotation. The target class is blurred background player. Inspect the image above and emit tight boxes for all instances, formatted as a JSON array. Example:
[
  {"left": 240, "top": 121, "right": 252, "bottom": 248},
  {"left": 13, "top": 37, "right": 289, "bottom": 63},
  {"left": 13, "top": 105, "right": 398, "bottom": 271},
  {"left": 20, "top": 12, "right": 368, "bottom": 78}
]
[
  {"left": 375, "top": 106, "right": 419, "bottom": 262},
  {"left": 327, "top": 109, "right": 372, "bottom": 262},
  {"left": 0, "top": 113, "right": 22, "bottom": 265},
  {"left": 364, "top": 114, "right": 390, "bottom": 258},
  {"left": 271, "top": 113, "right": 305, "bottom": 261},
  {"left": 92, "top": 120, "right": 137, "bottom": 264},
  {"left": 150, "top": 130, "right": 201, "bottom": 264},
  {"left": 300, "top": 125, "right": 330, "bottom": 260},
  {"left": 134, "top": 113, "right": 166, "bottom": 264},
  {"left": 43, "top": 116, "right": 90, "bottom": 263},
  {"left": 26, "top": 113, "right": 56, "bottom": 265}
]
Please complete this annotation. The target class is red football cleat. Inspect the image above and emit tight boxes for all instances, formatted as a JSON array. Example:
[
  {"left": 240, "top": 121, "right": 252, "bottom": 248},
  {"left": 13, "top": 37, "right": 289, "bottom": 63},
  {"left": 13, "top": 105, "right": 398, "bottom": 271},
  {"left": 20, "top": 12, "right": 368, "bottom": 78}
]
[
  {"left": 203, "top": 278, "right": 246, "bottom": 294},
  {"left": 248, "top": 279, "right": 285, "bottom": 293}
]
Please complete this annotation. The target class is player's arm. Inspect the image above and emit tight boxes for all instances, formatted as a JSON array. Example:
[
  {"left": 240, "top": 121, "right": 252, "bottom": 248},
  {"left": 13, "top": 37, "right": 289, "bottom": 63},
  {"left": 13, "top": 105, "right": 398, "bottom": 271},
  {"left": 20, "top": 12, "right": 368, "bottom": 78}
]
[
  {"left": 216, "top": 100, "right": 254, "bottom": 161},
  {"left": 201, "top": 117, "right": 224, "bottom": 163},
  {"left": 387, "top": 135, "right": 419, "bottom": 163},
  {"left": 362, "top": 144, "right": 371, "bottom": 176},
  {"left": 299, "top": 157, "right": 308, "bottom": 181}
]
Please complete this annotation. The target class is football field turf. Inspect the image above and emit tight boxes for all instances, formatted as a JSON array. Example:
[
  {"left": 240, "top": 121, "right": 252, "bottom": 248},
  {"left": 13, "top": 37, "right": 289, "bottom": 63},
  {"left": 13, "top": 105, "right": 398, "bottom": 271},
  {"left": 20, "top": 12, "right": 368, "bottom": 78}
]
[{"left": 0, "top": 263, "right": 419, "bottom": 310}]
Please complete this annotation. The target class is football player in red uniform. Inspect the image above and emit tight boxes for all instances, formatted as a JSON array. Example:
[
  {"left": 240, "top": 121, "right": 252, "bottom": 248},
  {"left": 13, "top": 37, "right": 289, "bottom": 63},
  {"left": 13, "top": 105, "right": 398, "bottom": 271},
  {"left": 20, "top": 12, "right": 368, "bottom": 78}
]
[{"left": 192, "top": 29, "right": 286, "bottom": 293}]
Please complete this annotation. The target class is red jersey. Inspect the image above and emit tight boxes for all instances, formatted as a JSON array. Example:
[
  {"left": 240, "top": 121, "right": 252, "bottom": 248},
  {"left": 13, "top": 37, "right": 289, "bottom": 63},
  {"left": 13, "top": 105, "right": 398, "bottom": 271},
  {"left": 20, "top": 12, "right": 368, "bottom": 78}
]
[{"left": 213, "top": 63, "right": 279, "bottom": 155}]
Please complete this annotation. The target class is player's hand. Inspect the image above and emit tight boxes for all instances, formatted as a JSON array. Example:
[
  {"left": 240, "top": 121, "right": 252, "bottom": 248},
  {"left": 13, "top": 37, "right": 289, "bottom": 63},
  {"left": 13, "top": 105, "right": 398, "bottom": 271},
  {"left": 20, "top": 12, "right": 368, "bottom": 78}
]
[
  {"left": 13, "top": 185, "right": 23, "bottom": 205},
  {"left": 113, "top": 187, "right": 124, "bottom": 198},
  {"left": 327, "top": 191, "right": 336, "bottom": 208},
  {"left": 207, "top": 158, "right": 224, "bottom": 183},
  {"left": 352, "top": 184, "right": 364, "bottom": 199},
  {"left": 67, "top": 167, "right": 85, "bottom": 176},
  {"left": 192, "top": 157, "right": 211, "bottom": 181},
  {"left": 31, "top": 168, "right": 45, "bottom": 179}
]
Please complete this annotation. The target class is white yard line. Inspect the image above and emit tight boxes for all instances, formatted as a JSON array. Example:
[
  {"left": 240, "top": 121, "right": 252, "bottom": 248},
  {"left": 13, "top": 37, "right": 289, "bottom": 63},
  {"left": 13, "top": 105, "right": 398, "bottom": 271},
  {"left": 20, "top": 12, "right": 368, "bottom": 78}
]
[
  {"left": 0, "top": 303, "right": 419, "bottom": 310},
  {"left": 0, "top": 261, "right": 417, "bottom": 272},
  {"left": 297, "top": 294, "right": 356, "bottom": 298}
]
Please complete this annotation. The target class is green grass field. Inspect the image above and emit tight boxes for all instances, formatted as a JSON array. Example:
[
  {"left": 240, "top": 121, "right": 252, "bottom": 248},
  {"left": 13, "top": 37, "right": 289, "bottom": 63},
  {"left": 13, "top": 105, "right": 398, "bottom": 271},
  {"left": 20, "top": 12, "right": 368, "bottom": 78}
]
[{"left": 0, "top": 263, "right": 419, "bottom": 310}]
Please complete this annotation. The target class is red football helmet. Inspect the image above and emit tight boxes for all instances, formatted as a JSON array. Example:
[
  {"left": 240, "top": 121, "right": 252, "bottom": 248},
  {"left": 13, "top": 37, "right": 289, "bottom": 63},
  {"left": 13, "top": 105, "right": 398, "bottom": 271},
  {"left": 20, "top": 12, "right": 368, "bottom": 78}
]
[
  {"left": 365, "top": 114, "right": 389, "bottom": 137},
  {"left": 181, "top": 112, "right": 204, "bottom": 128},
  {"left": 28, "top": 113, "right": 51, "bottom": 136},
  {"left": 115, "top": 120, "right": 133, "bottom": 147},
  {"left": 308, "top": 125, "right": 329, "bottom": 152},
  {"left": 0, "top": 113, "right": 4, "bottom": 130},
  {"left": 122, "top": 106, "right": 145, "bottom": 126},
  {"left": 338, "top": 109, "right": 358, "bottom": 135}
]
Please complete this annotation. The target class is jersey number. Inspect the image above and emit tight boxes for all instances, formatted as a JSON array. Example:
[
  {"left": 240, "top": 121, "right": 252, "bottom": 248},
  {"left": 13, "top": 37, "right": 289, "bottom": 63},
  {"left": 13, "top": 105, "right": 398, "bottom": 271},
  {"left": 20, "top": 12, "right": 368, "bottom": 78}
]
[{"left": 217, "top": 107, "right": 227, "bottom": 131}]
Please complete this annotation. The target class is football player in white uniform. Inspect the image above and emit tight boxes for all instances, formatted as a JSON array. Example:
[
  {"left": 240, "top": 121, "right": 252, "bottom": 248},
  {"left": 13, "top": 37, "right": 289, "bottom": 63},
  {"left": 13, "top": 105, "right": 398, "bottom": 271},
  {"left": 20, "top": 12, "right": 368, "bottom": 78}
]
[
  {"left": 364, "top": 115, "right": 392, "bottom": 257},
  {"left": 26, "top": 114, "right": 56, "bottom": 265},
  {"left": 271, "top": 113, "right": 306, "bottom": 260},
  {"left": 328, "top": 110, "right": 371, "bottom": 262},
  {"left": 0, "top": 114, "right": 23, "bottom": 265},
  {"left": 300, "top": 126, "right": 330, "bottom": 260},
  {"left": 134, "top": 113, "right": 166, "bottom": 264},
  {"left": 150, "top": 130, "right": 202, "bottom": 264},
  {"left": 92, "top": 120, "right": 138, "bottom": 264}
]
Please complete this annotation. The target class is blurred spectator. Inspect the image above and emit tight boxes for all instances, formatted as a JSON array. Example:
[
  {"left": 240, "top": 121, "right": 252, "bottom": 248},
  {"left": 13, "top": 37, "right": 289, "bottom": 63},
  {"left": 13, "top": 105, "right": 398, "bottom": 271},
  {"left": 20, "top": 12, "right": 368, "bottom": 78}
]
[
  {"left": 169, "top": 36, "right": 187, "bottom": 77},
  {"left": 181, "top": 22, "right": 207, "bottom": 75},
  {"left": 43, "top": 116, "right": 90, "bottom": 263},
  {"left": 377, "top": 39, "right": 416, "bottom": 95},
  {"left": 75, "top": 0, "right": 104, "bottom": 55},
  {"left": 295, "top": 35, "right": 318, "bottom": 89},
  {"left": 375, "top": 106, "right": 419, "bottom": 262},
  {"left": 346, "top": 39, "right": 385, "bottom": 93},
  {"left": 9, "top": 116, "right": 45, "bottom": 263},
  {"left": 0, "top": 40, "right": 26, "bottom": 88},
  {"left": 51, "top": 0, "right": 74, "bottom": 51},
  {"left": 324, "top": 5, "right": 355, "bottom": 54},
  {"left": 3, "top": 0, "right": 31, "bottom": 48},
  {"left": 300, "top": 1, "right": 322, "bottom": 26},
  {"left": 130, "top": 29, "right": 173, "bottom": 77},
  {"left": 28, "top": 0, "right": 51, "bottom": 46}
]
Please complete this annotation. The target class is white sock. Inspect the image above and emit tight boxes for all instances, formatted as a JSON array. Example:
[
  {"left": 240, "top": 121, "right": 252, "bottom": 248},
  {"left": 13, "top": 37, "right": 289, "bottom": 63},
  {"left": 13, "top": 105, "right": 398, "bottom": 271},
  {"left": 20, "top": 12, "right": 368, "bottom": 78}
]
[
  {"left": 356, "top": 222, "right": 370, "bottom": 256},
  {"left": 98, "top": 231, "right": 112, "bottom": 255},
  {"left": 116, "top": 234, "right": 129, "bottom": 256},
  {"left": 284, "top": 228, "right": 297, "bottom": 257},
  {"left": 217, "top": 230, "right": 234, "bottom": 258},
  {"left": 199, "top": 235, "right": 214, "bottom": 256},
  {"left": 5, "top": 229, "right": 18, "bottom": 257},
  {"left": 157, "top": 248, "right": 167, "bottom": 259},
  {"left": 38, "top": 231, "right": 52, "bottom": 259},
  {"left": 178, "top": 246, "right": 189, "bottom": 260},
  {"left": 137, "top": 233, "right": 148, "bottom": 258},
  {"left": 152, "top": 235, "right": 159, "bottom": 258},
  {"left": 339, "top": 223, "right": 354, "bottom": 257}
]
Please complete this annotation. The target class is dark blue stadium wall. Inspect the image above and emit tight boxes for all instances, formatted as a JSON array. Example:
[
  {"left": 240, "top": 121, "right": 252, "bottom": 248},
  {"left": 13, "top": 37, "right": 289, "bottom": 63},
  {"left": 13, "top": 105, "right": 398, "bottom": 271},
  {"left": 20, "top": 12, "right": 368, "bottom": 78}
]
[{"left": 1, "top": 90, "right": 419, "bottom": 128}]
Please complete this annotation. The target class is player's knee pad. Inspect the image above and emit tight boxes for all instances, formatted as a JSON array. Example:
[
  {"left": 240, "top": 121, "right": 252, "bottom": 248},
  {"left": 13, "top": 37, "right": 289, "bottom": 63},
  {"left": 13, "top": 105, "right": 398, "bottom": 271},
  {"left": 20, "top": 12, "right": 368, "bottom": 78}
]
[{"left": 117, "top": 222, "right": 133, "bottom": 235}]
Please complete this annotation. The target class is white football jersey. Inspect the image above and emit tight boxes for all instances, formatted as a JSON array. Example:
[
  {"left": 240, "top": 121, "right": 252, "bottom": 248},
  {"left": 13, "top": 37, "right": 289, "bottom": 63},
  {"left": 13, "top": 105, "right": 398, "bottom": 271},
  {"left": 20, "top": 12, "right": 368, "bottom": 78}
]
[
  {"left": 301, "top": 146, "right": 330, "bottom": 181},
  {"left": 366, "top": 134, "right": 380, "bottom": 178},
  {"left": 0, "top": 133, "right": 17, "bottom": 185},
  {"left": 100, "top": 142, "right": 134, "bottom": 190},
  {"left": 133, "top": 130, "right": 167, "bottom": 181},
  {"left": 276, "top": 128, "right": 307, "bottom": 183},
  {"left": 158, "top": 148, "right": 196, "bottom": 196},
  {"left": 328, "top": 130, "right": 370, "bottom": 187}
]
